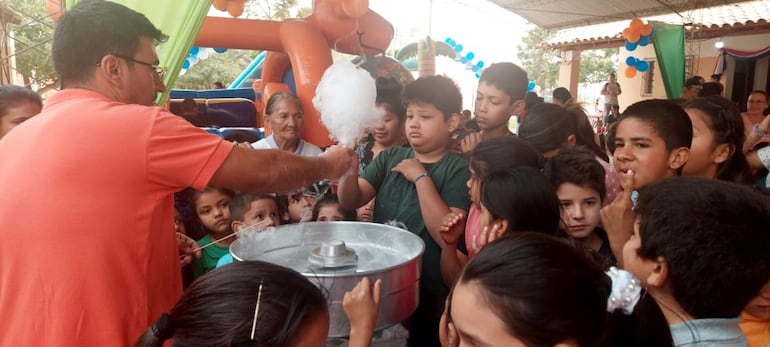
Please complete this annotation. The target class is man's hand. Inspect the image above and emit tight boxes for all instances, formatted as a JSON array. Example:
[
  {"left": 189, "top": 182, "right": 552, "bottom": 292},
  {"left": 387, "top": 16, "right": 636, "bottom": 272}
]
[{"left": 321, "top": 145, "right": 356, "bottom": 179}]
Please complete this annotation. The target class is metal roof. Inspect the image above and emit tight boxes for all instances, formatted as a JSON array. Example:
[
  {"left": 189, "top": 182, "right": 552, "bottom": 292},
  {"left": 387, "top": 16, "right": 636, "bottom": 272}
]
[
  {"left": 488, "top": 0, "right": 760, "bottom": 30},
  {"left": 544, "top": 0, "right": 770, "bottom": 49}
]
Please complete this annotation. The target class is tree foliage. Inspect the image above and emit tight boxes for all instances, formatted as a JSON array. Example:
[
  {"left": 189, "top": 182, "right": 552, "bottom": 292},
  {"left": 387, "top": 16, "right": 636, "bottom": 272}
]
[
  {"left": 517, "top": 27, "right": 559, "bottom": 91},
  {"left": 4, "top": 0, "right": 57, "bottom": 92},
  {"left": 579, "top": 48, "right": 618, "bottom": 84}
]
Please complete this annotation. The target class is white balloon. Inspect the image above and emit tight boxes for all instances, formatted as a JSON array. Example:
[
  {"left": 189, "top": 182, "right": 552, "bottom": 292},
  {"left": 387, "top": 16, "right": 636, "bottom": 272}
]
[
  {"left": 198, "top": 49, "right": 210, "bottom": 60},
  {"left": 534, "top": 85, "right": 541, "bottom": 93},
  {"left": 188, "top": 55, "right": 200, "bottom": 65}
]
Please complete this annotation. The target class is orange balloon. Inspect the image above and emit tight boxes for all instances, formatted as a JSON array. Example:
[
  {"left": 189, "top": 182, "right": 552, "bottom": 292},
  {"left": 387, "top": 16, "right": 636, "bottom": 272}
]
[
  {"left": 625, "top": 66, "right": 637, "bottom": 78},
  {"left": 622, "top": 28, "right": 631, "bottom": 40},
  {"left": 640, "top": 24, "right": 653, "bottom": 36},
  {"left": 227, "top": 2, "right": 244, "bottom": 17},
  {"left": 629, "top": 18, "right": 644, "bottom": 30},
  {"left": 212, "top": 0, "right": 228, "bottom": 11},
  {"left": 627, "top": 30, "right": 641, "bottom": 43}
]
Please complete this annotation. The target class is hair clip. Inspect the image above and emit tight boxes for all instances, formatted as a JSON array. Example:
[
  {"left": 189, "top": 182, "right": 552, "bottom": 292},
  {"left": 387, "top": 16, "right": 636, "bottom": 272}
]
[
  {"left": 630, "top": 190, "right": 639, "bottom": 211},
  {"left": 605, "top": 267, "right": 641, "bottom": 314},
  {"left": 250, "top": 280, "right": 265, "bottom": 340}
]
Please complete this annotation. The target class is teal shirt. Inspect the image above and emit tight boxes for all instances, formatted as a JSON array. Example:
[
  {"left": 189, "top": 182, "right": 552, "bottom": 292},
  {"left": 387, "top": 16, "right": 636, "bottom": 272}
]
[
  {"left": 191, "top": 234, "right": 230, "bottom": 278},
  {"left": 361, "top": 147, "right": 470, "bottom": 341}
]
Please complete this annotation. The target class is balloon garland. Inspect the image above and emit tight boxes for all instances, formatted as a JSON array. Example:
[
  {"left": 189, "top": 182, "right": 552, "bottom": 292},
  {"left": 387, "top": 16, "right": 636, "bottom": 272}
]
[
  {"left": 180, "top": 46, "right": 229, "bottom": 75},
  {"left": 444, "top": 37, "right": 486, "bottom": 78},
  {"left": 623, "top": 18, "right": 653, "bottom": 78}
]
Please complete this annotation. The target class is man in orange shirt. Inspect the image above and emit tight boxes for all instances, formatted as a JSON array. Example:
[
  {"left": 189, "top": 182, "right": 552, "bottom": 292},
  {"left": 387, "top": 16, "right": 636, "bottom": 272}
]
[{"left": 0, "top": 1, "right": 353, "bottom": 346}]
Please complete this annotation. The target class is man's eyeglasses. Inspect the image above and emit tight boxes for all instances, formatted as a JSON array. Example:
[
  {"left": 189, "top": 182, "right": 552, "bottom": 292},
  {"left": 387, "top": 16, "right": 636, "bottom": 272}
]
[{"left": 113, "top": 54, "right": 167, "bottom": 79}]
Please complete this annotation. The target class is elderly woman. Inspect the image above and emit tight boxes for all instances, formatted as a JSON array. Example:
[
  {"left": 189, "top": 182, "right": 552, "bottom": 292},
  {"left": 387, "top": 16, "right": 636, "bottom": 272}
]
[{"left": 252, "top": 92, "right": 322, "bottom": 156}]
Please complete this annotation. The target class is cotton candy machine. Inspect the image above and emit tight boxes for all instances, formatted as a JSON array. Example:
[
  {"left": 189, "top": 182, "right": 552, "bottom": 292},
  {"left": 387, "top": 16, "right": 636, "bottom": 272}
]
[{"left": 230, "top": 221, "right": 425, "bottom": 338}]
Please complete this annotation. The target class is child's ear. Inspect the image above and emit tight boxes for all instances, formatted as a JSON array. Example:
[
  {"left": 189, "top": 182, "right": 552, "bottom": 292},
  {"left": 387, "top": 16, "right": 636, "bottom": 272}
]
[
  {"left": 447, "top": 112, "right": 461, "bottom": 132},
  {"left": 510, "top": 99, "right": 525, "bottom": 116},
  {"left": 645, "top": 256, "right": 669, "bottom": 288},
  {"left": 566, "top": 134, "right": 577, "bottom": 147},
  {"left": 495, "top": 218, "right": 509, "bottom": 234},
  {"left": 667, "top": 147, "right": 690, "bottom": 170},
  {"left": 231, "top": 220, "right": 242, "bottom": 232},
  {"left": 712, "top": 143, "right": 732, "bottom": 164}
]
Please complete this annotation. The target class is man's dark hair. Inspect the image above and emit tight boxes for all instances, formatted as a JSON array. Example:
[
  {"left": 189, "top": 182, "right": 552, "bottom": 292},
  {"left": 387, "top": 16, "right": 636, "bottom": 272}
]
[
  {"left": 52, "top": 0, "right": 167, "bottom": 85},
  {"left": 635, "top": 177, "right": 770, "bottom": 319}
]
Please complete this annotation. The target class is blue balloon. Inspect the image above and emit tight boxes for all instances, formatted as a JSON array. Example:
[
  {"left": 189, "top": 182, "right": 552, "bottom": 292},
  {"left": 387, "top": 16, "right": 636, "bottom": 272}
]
[
  {"left": 476, "top": 61, "right": 484, "bottom": 68},
  {"left": 471, "top": 65, "right": 480, "bottom": 72},
  {"left": 625, "top": 41, "right": 637, "bottom": 51},
  {"left": 182, "top": 59, "right": 191, "bottom": 69},
  {"left": 445, "top": 37, "right": 452, "bottom": 44},
  {"left": 527, "top": 81, "right": 536, "bottom": 92},
  {"left": 636, "top": 60, "right": 650, "bottom": 72},
  {"left": 465, "top": 52, "right": 475, "bottom": 60},
  {"left": 475, "top": 73, "right": 481, "bottom": 79},
  {"left": 455, "top": 44, "right": 464, "bottom": 53},
  {"left": 460, "top": 57, "right": 469, "bottom": 64},
  {"left": 638, "top": 35, "right": 650, "bottom": 46},
  {"left": 189, "top": 46, "right": 200, "bottom": 55},
  {"left": 625, "top": 56, "right": 638, "bottom": 66},
  {"left": 213, "top": 47, "right": 228, "bottom": 53}
]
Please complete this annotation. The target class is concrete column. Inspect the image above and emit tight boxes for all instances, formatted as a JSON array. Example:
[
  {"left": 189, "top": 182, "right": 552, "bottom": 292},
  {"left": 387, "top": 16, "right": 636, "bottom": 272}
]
[{"left": 558, "top": 50, "right": 581, "bottom": 97}]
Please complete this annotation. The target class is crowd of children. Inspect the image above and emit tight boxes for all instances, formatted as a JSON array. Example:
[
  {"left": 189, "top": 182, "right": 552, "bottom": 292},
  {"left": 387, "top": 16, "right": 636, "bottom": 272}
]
[
  {"left": 156, "top": 65, "right": 770, "bottom": 347},
  {"left": 7, "top": 31, "right": 767, "bottom": 344}
]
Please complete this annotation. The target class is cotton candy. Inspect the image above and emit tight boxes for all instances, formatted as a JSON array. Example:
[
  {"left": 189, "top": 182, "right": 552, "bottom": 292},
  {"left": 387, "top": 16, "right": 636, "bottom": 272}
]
[{"left": 313, "top": 60, "right": 385, "bottom": 147}]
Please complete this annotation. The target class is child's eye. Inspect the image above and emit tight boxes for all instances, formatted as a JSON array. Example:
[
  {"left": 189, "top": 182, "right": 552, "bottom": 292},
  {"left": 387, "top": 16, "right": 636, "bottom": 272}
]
[
  {"left": 560, "top": 202, "right": 571, "bottom": 208},
  {"left": 634, "top": 143, "right": 649, "bottom": 148}
]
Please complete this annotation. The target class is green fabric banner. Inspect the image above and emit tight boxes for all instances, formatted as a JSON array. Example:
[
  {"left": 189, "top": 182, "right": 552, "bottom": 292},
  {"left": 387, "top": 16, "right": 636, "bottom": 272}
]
[
  {"left": 650, "top": 21, "right": 685, "bottom": 99},
  {"left": 65, "top": 0, "right": 213, "bottom": 105}
]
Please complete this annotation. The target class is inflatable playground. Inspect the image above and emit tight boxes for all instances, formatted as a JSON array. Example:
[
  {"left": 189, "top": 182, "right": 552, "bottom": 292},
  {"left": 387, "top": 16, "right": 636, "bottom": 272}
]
[{"left": 45, "top": 0, "right": 415, "bottom": 148}]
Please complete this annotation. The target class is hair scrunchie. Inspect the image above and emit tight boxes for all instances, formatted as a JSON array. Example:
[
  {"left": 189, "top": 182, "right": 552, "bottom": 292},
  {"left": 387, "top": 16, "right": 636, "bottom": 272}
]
[
  {"left": 605, "top": 266, "right": 642, "bottom": 315},
  {"left": 150, "top": 312, "right": 175, "bottom": 341}
]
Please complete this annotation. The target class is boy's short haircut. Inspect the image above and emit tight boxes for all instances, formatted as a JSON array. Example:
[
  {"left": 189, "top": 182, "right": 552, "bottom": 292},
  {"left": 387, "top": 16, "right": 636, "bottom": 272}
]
[
  {"left": 229, "top": 193, "right": 277, "bottom": 222},
  {"left": 402, "top": 75, "right": 462, "bottom": 120},
  {"left": 635, "top": 177, "right": 770, "bottom": 319},
  {"left": 479, "top": 62, "right": 529, "bottom": 102},
  {"left": 620, "top": 99, "right": 692, "bottom": 151},
  {"left": 544, "top": 148, "right": 606, "bottom": 201}
]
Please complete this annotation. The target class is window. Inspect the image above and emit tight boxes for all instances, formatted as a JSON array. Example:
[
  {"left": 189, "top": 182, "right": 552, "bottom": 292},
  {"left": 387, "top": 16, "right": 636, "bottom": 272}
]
[{"left": 641, "top": 59, "right": 656, "bottom": 96}]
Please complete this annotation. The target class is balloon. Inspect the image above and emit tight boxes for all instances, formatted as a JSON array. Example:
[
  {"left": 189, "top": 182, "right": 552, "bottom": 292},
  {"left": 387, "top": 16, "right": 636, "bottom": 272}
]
[
  {"left": 622, "top": 28, "right": 631, "bottom": 40},
  {"left": 627, "top": 30, "right": 641, "bottom": 43},
  {"left": 445, "top": 37, "right": 453, "bottom": 44},
  {"left": 213, "top": 48, "right": 228, "bottom": 53},
  {"left": 460, "top": 57, "right": 468, "bottom": 64},
  {"left": 640, "top": 24, "right": 653, "bottom": 36},
  {"left": 455, "top": 44, "right": 464, "bottom": 53},
  {"left": 625, "top": 66, "right": 637, "bottom": 78},
  {"left": 189, "top": 46, "right": 200, "bottom": 56},
  {"left": 465, "top": 52, "right": 475, "bottom": 60},
  {"left": 638, "top": 35, "right": 650, "bottom": 46},
  {"left": 188, "top": 55, "right": 199, "bottom": 64},
  {"left": 475, "top": 73, "right": 481, "bottom": 79},
  {"left": 340, "top": 0, "right": 369, "bottom": 18},
  {"left": 227, "top": 3, "right": 244, "bottom": 17},
  {"left": 198, "top": 48, "right": 210, "bottom": 60},
  {"left": 527, "top": 81, "right": 536, "bottom": 92},
  {"left": 471, "top": 65, "right": 480, "bottom": 72},
  {"left": 625, "top": 56, "right": 638, "bottom": 66},
  {"left": 629, "top": 18, "right": 644, "bottom": 30},
  {"left": 182, "top": 59, "right": 191, "bottom": 69},
  {"left": 212, "top": 0, "right": 228, "bottom": 11},
  {"left": 625, "top": 41, "right": 638, "bottom": 51},
  {"left": 636, "top": 60, "right": 650, "bottom": 72},
  {"left": 534, "top": 85, "right": 542, "bottom": 93},
  {"left": 476, "top": 61, "right": 484, "bottom": 68}
]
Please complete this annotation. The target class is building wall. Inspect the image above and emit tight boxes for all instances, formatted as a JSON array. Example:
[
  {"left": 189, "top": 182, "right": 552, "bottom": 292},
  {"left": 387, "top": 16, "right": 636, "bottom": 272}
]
[{"left": 615, "top": 32, "right": 770, "bottom": 110}]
